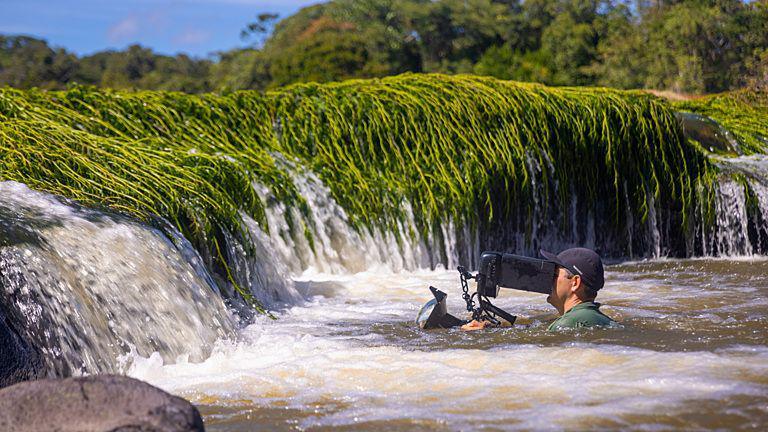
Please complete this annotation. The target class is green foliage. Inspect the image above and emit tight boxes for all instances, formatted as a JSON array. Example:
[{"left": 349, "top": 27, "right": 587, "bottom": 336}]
[
  {"left": 0, "top": 37, "right": 213, "bottom": 92},
  {"left": 540, "top": 12, "right": 597, "bottom": 86},
  {"left": 267, "top": 17, "right": 374, "bottom": 87},
  {"left": 0, "top": 35, "right": 78, "bottom": 88},
  {"left": 263, "top": 0, "right": 422, "bottom": 84},
  {"left": 210, "top": 49, "right": 271, "bottom": 92},
  {"left": 743, "top": 48, "right": 768, "bottom": 91},
  {"left": 97, "top": 45, "right": 213, "bottom": 92},
  {"left": 474, "top": 46, "right": 553, "bottom": 83},
  {"left": 593, "top": 0, "right": 768, "bottom": 93},
  {"left": 2, "top": 1, "right": 766, "bottom": 93}
]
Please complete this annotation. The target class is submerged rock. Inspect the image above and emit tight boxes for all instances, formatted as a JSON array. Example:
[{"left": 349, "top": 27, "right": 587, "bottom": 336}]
[
  {"left": 676, "top": 111, "right": 743, "bottom": 155},
  {"left": 0, "top": 375, "right": 204, "bottom": 432}
]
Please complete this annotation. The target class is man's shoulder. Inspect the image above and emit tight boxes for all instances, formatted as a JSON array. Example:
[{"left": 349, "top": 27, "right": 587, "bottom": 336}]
[{"left": 548, "top": 302, "right": 615, "bottom": 331}]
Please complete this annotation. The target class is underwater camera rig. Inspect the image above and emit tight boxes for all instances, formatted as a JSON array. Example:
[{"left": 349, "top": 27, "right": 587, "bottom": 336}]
[{"left": 416, "top": 252, "right": 558, "bottom": 329}]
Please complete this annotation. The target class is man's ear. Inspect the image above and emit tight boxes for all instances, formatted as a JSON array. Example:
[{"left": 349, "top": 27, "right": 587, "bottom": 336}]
[{"left": 570, "top": 275, "right": 581, "bottom": 292}]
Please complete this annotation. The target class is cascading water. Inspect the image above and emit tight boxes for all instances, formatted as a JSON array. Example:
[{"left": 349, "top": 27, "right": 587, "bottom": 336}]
[
  {"left": 254, "top": 168, "right": 461, "bottom": 274},
  {"left": 0, "top": 181, "right": 236, "bottom": 376},
  {"left": 122, "top": 150, "right": 768, "bottom": 430},
  {"left": 2, "top": 142, "right": 767, "bottom": 380},
  {"left": 697, "top": 155, "right": 768, "bottom": 257}
]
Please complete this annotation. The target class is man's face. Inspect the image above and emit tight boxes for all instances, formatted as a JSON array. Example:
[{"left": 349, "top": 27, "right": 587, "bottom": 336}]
[{"left": 547, "top": 267, "right": 574, "bottom": 315}]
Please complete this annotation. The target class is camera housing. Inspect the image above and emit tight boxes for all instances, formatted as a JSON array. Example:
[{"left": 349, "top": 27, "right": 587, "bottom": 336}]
[{"left": 476, "top": 252, "right": 558, "bottom": 297}]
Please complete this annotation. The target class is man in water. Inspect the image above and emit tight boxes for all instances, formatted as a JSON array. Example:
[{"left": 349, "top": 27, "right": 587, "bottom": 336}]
[{"left": 462, "top": 247, "right": 615, "bottom": 331}]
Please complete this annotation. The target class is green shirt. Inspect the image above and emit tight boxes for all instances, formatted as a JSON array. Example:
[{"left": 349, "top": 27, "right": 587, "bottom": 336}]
[{"left": 547, "top": 302, "right": 615, "bottom": 331}]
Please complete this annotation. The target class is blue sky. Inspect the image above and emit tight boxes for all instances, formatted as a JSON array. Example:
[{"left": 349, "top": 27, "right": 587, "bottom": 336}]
[{"left": 0, "top": 0, "right": 323, "bottom": 58}]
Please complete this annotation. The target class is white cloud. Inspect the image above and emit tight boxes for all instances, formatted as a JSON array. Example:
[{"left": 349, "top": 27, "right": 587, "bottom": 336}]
[
  {"left": 107, "top": 15, "right": 140, "bottom": 42},
  {"left": 174, "top": 28, "right": 211, "bottom": 45},
  {"left": 106, "top": 10, "right": 168, "bottom": 44}
]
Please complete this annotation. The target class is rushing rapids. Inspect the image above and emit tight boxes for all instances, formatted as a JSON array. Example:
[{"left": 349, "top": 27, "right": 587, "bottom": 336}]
[
  {"left": 0, "top": 182, "right": 236, "bottom": 376},
  {"left": 1, "top": 76, "right": 767, "bottom": 429}
]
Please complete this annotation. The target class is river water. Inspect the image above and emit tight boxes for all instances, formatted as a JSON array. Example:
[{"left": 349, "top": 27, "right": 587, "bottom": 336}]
[
  {"left": 2, "top": 151, "right": 767, "bottom": 430},
  {"left": 129, "top": 259, "right": 768, "bottom": 431}
]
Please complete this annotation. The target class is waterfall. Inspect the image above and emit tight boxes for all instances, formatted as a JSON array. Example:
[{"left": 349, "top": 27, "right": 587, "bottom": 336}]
[
  {"left": 4, "top": 149, "right": 766, "bottom": 375},
  {"left": 254, "top": 169, "right": 454, "bottom": 274},
  {"left": 0, "top": 181, "right": 236, "bottom": 376},
  {"left": 714, "top": 180, "right": 752, "bottom": 256},
  {"left": 695, "top": 155, "right": 768, "bottom": 257},
  {"left": 248, "top": 155, "right": 768, "bottom": 269}
]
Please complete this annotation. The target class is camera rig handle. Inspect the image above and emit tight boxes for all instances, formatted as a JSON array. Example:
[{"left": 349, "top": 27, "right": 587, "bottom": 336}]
[
  {"left": 457, "top": 252, "right": 557, "bottom": 326},
  {"left": 457, "top": 265, "right": 517, "bottom": 326}
]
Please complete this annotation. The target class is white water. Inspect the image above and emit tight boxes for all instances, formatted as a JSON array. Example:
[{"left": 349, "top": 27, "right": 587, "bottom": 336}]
[
  {"left": 127, "top": 264, "right": 768, "bottom": 430},
  {"left": 702, "top": 155, "right": 768, "bottom": 256},
  {"left": 3, "top": 149, "right": 768, "bottom": 429},
  {"left": 121, "top": 158, "right": 768, "bottom": 430},
  {"left": 254, "top": 170, "right": 461, "bottom": 275},
  {"left": 0, "top": 182, "right": 236, "bottom": 375}
]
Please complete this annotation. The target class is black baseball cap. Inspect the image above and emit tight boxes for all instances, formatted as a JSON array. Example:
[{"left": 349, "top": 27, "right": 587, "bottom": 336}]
[{"left": 540, "top": 247, "right": 605, "bottom": 290}]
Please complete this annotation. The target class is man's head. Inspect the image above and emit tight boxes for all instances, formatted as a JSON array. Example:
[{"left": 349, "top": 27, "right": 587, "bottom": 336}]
[{"left": 540, "top": 248, "right": 604, "bottom": 314}]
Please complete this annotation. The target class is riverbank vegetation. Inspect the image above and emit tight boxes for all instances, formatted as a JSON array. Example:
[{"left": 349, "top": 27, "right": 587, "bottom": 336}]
[{"left": 2, "top": 0, "right": 766, "bottom": 94}]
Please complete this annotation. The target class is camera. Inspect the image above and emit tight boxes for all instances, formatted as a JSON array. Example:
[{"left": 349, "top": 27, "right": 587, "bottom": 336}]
[
  {"left": 416, "top": 251, "right": 558, "bottom": 330},
  {"left": 476, "top": 252, "right": 558, "bottom": 297}
]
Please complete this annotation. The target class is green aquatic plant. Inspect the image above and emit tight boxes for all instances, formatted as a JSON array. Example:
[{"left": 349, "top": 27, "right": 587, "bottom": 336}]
[
  {"left": 269, "top": 74, "right": 704, "bottom": 240},
  {"left": 0, "top": 87, "right": 282, "bottom": 312},
  {"left": 2, "top": 73, "right": 750, "bottom": 309}
]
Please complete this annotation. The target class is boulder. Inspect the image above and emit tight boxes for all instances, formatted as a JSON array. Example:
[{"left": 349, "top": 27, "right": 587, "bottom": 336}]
[{"left": 0, "top": 375, "right": 205, "bottom": 432}]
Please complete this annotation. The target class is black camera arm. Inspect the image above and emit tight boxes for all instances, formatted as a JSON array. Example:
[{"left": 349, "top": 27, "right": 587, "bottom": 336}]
[
  {"left": 457, "top": 252, "right": 558, "bottom": 326},
  {"left": 458, "top": 265, "right": 517, "bottom": 326}
]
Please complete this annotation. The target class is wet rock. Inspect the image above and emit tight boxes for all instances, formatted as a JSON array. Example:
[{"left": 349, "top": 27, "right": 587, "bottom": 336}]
[
  {"left": 0, "top": 375, "right": 205, "bottom": 432},
  {"left": 0, "top": 308, "right": 45, "bottom": 388},
  {"left": 676, "top": 111, "right": 743, "bottom": 155}
]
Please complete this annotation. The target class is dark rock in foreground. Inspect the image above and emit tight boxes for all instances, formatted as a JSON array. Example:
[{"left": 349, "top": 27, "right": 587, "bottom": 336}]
[{"left": 0, "top": 375, "right": 204, "bottom": 432}]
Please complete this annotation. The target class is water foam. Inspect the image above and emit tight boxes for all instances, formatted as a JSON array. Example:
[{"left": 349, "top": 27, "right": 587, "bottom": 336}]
[
  {"left": 127, "top": 266, "right": 768, "bottom": 430},
  {"left": 0, "top": 181, "right": 236, "bottom": 375}
]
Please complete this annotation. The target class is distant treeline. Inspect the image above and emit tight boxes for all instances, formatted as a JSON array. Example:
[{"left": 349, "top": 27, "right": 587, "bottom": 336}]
[{"left": 1, "top": 0, "right": 766, "bottom": 94}]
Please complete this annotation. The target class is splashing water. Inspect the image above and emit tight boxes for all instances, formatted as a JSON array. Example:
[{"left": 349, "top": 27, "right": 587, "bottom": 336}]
[
  {"left": 128, "top": 260, "right": 768, "bottom": 431},
  {"left": 121, "top": 159, "right": 768, "bottom": 430},
  {"left": 3, "top": 147, "right": 768, "bottom": 430},
  {"left": 703, "top": 155, "right": 768, "bottom": 257},
  {"left": 0, "top": 181, "right": 236, "bottom": 375}
]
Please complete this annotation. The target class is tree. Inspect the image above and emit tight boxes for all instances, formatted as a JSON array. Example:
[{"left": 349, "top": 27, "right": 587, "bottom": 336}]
[
  {"left": 0, "top": 35, "right": 78, "bottom": 88},
  {"left": 268, "top": 17, "right": 372, "bottom": 86},
  {"left": 540, "top": 12, "right": 598, "bottom": 85},
  {"left": 211, "top": 49, "right": 270, "bottom": 91},
  {"left": 474, "top": 44, "right": 553, "bottom": 83},
  {"left": 592, "top": 0, "right": 765, "bottom": 93},
  {"left": 2, "top": 0, "right": 767, "bottom": 93},
  {"left": 406, "top": 0, "right": 515, "bottom": 72},
  {"left": 241, "top": 13, "right": 280, "bottom": 48}
]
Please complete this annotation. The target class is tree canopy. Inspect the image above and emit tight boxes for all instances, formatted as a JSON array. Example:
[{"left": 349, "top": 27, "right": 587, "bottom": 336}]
[{"left": 1, "top": 0, "right": 766, "bottom": 93}]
